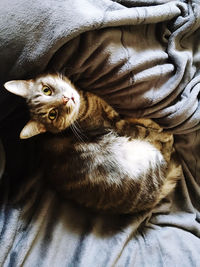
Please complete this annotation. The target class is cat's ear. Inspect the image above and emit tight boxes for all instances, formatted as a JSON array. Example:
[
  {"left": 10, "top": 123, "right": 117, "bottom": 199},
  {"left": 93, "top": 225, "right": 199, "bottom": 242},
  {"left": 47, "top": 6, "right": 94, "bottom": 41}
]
[
  {"left": 4, "top": 80, "right": 32, "bottom": 98},
  {"left": 20, "top": 120, "right": 46, "bottom": 139}
]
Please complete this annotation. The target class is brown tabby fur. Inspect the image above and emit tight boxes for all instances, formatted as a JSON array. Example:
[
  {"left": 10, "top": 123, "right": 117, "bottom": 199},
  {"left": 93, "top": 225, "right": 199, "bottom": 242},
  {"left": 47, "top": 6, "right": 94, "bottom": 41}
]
[{"left": 4, "top": 73, "right": 182, "bottom": 214}]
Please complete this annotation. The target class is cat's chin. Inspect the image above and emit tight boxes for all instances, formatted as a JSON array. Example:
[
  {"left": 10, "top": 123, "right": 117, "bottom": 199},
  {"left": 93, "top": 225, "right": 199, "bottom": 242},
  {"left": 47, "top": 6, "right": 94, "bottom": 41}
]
[
  {"left": 64, "top": 102, "right": 76, "bottom": 113},
  {"left": 60, "top": 109, "right": 80, "bottom": 131}
]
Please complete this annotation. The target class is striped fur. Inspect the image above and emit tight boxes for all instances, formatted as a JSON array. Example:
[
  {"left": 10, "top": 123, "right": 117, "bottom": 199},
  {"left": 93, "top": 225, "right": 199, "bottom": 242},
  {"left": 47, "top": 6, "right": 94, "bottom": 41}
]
[{"left": 4, "top": 73, "right": 182, "bottom": 214}]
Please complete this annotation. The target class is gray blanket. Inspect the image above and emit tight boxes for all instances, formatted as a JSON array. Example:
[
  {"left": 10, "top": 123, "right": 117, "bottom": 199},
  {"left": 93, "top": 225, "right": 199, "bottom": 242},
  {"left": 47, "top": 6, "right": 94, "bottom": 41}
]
[{"left": 0, "top": 0, "right": 200, "bottom": 266}]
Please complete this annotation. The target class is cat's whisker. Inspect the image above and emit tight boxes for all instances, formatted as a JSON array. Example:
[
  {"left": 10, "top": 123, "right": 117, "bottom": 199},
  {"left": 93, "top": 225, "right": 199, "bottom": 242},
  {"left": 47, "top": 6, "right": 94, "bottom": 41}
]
[
  {"left": 74, "top": 126, "right": 86, "bottom": 143},
  {"left": 73, "top": 121, "right": 87, "bottom": 138},
  {"left": 70, "top": 123, "right": 85, "bottom": 143},
  {"left": 70, "top": 126, "right": 84, "bottom": 143},
  {"left": 74, "top": 121, "right": 88, "bottom": 141}
]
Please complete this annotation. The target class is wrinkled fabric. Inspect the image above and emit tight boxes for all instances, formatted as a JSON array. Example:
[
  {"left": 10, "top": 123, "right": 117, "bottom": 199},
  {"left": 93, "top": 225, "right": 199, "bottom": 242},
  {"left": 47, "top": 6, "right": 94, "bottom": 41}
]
[{"left": 0, "top": 0, "right": 200, "bottom": 266}]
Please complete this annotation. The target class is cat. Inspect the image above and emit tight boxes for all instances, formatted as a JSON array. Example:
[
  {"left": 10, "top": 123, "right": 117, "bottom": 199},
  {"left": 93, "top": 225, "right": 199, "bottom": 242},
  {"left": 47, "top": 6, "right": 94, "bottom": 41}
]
[{"left": 4, "top": 73, "right": 181, "bottom": 214}]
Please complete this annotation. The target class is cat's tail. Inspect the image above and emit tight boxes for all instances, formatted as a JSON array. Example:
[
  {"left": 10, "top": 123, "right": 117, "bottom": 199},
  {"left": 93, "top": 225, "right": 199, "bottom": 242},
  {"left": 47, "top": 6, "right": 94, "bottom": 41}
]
[{"left": 157, "top": 151, "right": 182, "bottom": 203}]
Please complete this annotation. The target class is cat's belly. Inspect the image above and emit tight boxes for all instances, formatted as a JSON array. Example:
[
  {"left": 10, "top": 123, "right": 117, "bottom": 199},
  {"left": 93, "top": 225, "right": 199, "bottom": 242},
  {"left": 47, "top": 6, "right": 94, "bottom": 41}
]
[{"left": 42, "top": 133, "right": 174, "bottom": 214}]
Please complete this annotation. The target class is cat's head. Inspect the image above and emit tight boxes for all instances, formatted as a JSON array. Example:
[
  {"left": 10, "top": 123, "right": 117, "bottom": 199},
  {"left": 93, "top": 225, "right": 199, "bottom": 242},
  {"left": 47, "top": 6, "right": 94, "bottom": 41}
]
[{"left": 4, "top": 73, "right": 81, "bottom": 139}]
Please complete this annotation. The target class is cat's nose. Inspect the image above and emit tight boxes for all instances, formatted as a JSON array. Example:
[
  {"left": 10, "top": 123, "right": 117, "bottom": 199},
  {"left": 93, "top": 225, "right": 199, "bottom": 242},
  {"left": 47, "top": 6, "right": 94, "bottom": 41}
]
[
  {"left": 71, "top": 96, "right": 75, "bottom": 103},
  {"left": 62, "top": 96, "right": 69, "bottom": 105}
]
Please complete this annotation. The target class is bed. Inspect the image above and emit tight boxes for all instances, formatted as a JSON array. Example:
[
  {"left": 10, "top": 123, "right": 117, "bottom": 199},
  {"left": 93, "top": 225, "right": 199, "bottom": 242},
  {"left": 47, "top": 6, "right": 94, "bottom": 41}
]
[{"left": 0, "top": 0, "right": 200, "bottom": 266}]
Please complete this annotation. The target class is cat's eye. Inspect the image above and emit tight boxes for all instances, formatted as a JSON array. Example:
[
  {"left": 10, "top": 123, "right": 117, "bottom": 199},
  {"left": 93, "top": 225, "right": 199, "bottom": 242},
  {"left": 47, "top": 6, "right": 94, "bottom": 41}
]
[
  {"left": 42, "top": 86, "right": 52, "bottom": 96},
  {"left": 48, "top": 109, "right": 57, "bottom": 120}
]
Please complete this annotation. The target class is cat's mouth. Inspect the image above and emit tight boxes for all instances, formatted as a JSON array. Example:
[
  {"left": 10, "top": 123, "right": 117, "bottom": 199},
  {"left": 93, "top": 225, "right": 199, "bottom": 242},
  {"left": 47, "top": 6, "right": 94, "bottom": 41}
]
[
  {"left": 65, "top": 105, "right": 73, "bottom": 114},
  {"left": 64, "top": 99, "right": 77, "bottom": 115},
  {"left": 62, "top": 92, "right": 80, "bottom": 117},
  {"left": 62, "top": 95, "right": 75, "bottom": 105}
]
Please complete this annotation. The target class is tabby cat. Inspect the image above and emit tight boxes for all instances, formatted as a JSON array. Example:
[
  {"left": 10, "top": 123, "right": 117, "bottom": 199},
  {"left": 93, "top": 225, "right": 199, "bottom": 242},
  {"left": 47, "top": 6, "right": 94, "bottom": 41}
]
[{"left": 4, "top": 73, "right": 181, "bottom": 214}]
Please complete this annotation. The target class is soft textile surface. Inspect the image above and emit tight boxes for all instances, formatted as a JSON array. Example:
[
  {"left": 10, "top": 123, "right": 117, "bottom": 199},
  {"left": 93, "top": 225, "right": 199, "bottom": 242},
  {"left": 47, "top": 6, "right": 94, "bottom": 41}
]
[{"left": 0, "top": 0, "right": 200, "bottom": 266}]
